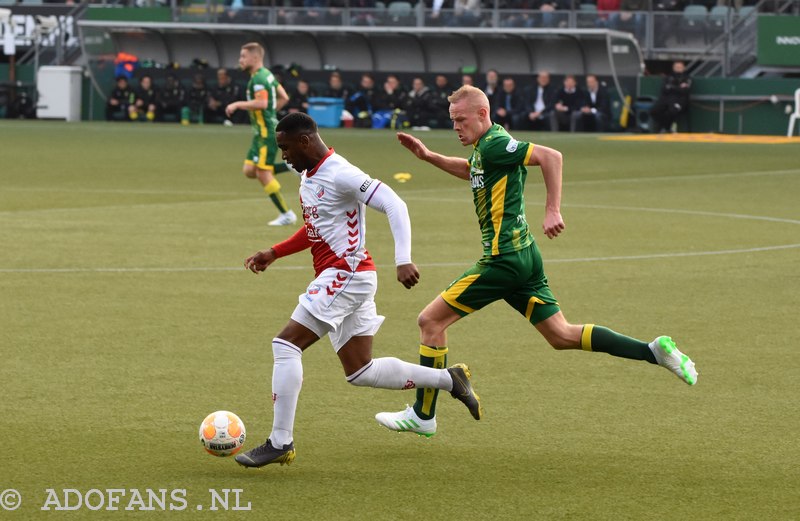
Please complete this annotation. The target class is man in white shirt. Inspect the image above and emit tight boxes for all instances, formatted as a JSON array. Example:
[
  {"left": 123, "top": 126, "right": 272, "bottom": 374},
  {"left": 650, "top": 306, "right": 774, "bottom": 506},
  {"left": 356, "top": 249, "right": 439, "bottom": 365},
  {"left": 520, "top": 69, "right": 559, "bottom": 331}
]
[
  {"left": 234, "top": 112, "right": 481, "bottom": 469},
  {"left": 526, "top": 70, "right": 557, "bottom": 131}
]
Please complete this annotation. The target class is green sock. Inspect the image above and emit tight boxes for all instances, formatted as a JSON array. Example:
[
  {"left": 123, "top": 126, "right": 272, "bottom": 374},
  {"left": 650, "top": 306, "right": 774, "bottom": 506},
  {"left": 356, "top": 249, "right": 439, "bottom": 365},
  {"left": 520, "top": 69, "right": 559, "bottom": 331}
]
[
  {"left": 274, "top": 163, "right": 290, "bottom": 174},
  {"left": 412, "top": 344, "right": 448, "bottom": 420},
  {"left": 581, "top": 324, "right": 657, "bottom": 364}
]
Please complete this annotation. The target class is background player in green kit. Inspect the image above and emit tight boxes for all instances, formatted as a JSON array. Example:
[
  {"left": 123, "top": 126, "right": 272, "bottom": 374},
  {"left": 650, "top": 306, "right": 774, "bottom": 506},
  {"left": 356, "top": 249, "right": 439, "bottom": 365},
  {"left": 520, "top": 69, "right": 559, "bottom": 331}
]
[
  {"left": 376, "top": 85, "right": 698, "bottom": 436},
  {"left": 226, "top": 43, "right": 296, "bottom": 226}
]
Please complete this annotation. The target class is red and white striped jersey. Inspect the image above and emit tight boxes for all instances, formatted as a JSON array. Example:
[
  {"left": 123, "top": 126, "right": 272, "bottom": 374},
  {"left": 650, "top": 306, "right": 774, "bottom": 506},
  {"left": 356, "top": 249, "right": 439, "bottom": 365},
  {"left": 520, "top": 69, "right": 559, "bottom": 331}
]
[{"left": 298, "top": 148, "right": 382, "bottom": 276}]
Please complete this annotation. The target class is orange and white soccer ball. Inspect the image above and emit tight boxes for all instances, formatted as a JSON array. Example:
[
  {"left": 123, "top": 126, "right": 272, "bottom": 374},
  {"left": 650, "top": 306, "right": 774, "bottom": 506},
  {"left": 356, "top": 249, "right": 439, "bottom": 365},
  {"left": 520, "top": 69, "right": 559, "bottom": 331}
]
[{"left": 199, "top": 411, "right": 246, "bottom": 457}]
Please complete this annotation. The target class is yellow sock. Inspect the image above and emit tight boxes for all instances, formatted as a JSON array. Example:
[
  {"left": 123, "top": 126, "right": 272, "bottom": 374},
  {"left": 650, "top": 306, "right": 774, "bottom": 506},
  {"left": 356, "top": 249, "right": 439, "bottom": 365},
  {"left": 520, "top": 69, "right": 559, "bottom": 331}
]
[{"left": 264, "top": 179, "right": 288, "bottom": 213}]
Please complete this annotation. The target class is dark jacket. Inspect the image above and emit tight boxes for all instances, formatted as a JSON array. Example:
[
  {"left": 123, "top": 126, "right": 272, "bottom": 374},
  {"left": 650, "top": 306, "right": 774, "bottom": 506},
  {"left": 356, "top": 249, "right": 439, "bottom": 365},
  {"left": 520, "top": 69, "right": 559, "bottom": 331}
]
[
  {"left": 554, "top": 87, "right": 584, "bottom": 113},
  {"left": 660, "top": 72, "right": 691, "bottom": 111},
  {"left": 581, "top": 86, "right": 612, "bottom": 118},
  {"left": 526, "top": 83, "right": 558, "bottom": 115}
]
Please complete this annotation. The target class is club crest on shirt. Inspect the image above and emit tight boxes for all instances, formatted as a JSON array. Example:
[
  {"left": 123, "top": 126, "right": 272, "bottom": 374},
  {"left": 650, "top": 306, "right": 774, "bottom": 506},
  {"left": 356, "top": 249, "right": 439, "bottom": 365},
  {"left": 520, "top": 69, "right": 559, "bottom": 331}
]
[{"left": 315, "top": 185, "right": 325, "bottom": 198}]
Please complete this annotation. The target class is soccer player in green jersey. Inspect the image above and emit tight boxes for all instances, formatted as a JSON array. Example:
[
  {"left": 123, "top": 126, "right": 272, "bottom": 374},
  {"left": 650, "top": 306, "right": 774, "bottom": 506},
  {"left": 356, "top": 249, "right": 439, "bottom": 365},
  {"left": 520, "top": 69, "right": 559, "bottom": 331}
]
[
  {"left": 375, "top": 85, "right": 698, "bottom": 436},
  {"left": 226, "top": 43, "right": 296, "bottom": 226}
]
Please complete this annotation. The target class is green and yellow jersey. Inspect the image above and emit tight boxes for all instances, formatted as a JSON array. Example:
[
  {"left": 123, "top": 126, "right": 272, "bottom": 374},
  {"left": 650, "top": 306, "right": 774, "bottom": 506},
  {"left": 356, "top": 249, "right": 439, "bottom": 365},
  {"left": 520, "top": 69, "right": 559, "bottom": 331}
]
[
  {"left": 246, "top": 67, "right": 281, "bottom": 138},
  {"left": 468, "top": 124, "right": 535, "bottom": 257}
]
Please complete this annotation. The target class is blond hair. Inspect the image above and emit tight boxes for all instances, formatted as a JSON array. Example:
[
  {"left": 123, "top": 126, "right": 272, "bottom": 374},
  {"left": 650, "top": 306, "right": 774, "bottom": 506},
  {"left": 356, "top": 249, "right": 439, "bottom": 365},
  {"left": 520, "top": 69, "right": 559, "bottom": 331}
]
[
  {"left": 447, "top": 85, "right": 490, "bottom": 110},
  {"left": 241, "top": 42, "right": 265, "bottom": 59}
]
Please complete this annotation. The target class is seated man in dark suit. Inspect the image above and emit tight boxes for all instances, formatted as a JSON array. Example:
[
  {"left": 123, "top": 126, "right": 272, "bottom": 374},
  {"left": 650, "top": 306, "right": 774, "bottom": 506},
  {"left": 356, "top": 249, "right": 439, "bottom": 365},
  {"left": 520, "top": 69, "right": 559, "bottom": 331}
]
[
  {"left": 525, "top": 70, "right": 557, "bottom": 131},
  {"left": 493, "top": 77, "right": 526, "bottom": 130},
  {"left": 550, "top": 75, "right": 584, "bottom": 132},
  {"left": 572, "top": 74, "right": 612, "bottom": 132}
]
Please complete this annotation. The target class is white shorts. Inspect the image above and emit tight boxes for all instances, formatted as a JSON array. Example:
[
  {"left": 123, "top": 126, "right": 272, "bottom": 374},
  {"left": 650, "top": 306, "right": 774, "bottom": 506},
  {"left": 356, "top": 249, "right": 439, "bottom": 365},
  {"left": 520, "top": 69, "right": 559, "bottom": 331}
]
[{"left": 290, "top": 268, "right": 385, "bottom": 352}]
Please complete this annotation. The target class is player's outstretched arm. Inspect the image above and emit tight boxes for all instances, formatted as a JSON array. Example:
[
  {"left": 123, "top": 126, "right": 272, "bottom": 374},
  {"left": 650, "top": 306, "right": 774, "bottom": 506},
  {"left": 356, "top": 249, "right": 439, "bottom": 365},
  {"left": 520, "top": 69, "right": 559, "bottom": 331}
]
[
  {"left": 245, "top": 248, "right": 277, "bottom": 273},
  {"left": 360, "top": 179, "right": 419, "bottom": 289},
  {"left": 397, "top": 132, "right": 470, "bottom": 180},
  {"left": 528, "top": 144, "right": 565, "bottom": 239},
  {"left": 245, "top": 226, "right": 311, "bottom": 273}
]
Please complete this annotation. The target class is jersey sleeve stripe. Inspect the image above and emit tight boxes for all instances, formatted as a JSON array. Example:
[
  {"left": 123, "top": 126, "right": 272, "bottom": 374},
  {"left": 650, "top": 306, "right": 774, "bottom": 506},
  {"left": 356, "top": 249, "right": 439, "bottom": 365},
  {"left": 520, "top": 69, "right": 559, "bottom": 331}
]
[
  {"left": 524, "top": 143, "right": 535, "bottom": 165},
  {"left": 364, "top": 181, "right": 383, "bottom": 205}
]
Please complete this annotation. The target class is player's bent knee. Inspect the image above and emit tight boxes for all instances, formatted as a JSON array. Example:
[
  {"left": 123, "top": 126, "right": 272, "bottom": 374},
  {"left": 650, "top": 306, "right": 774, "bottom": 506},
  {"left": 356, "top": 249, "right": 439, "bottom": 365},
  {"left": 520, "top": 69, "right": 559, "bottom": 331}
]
[
  {"left": 417, "top": 311, "right": 442, "bottom": 335},
  {"left": 545, "top": 328, "right": 582, "bottom": 350},
  {"left": 546, "top": 335, "right": 574, "bottom": 350}
]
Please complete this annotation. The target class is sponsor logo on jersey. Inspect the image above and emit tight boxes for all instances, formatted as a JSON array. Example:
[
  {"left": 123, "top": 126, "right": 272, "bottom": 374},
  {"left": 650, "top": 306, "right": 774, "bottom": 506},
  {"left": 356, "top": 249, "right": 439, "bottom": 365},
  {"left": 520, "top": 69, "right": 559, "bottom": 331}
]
[
  {"left": 506, "top": 139, "right": 519, "bottom": 153},
  {"left": 470, "top": 174, "right": 484, "bottom": 189},
  {"left": 360, "top": 179, "right": 374, "bottom": 192}
]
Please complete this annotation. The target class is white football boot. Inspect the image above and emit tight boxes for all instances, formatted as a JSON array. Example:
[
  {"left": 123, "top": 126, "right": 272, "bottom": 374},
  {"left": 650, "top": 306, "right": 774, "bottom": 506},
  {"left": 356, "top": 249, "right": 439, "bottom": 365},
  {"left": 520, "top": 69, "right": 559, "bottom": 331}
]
[
  {"left": 375, "top": 405, "right": 437, "bottom": 438},
  {"left": 268, "top": 209, "right": 297, "bottom": 226},
  {"left": 650, "top": 336, "right": 698, "bottom": 386}
]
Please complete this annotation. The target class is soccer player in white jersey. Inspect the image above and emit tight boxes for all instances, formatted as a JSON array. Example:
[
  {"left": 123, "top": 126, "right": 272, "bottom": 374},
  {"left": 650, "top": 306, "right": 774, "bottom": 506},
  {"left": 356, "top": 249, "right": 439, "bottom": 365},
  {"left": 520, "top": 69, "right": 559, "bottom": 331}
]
[{"left": 235, "top": 113, "right": 482, "bottom": 468}]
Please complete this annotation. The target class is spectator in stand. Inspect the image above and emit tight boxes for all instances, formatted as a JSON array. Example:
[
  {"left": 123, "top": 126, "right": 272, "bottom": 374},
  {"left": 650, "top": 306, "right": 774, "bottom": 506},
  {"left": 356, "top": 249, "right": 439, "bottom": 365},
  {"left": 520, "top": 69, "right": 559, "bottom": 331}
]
[
  {"left": 207, "top": 68, "right": 242, "bottom": 125},
  {"left": 525, "top": 70, "right": 557, "bottom": 131},
  {"left": 186, "top": 73, "right": 209, "bottom": 124},
  {"left": 482, "top": 69, "right": 501, "bottom": 117},
  {"left": 323, "top": 71, "right": 351, "bottom": 101},
  {"left": 380, "top": 74, "right": 407, "bottom": 111},
  {"left": 493, "top": 77, "right": 526, "bottom": 130},
  {"left": 157, "top": 74, "right": 186, "bottom": 124},
  {"left": 551, "top": 75, "right": 584, "bottom": 131},
  {"left": 106, "top": 76, "right": 132, "bottom": 121},
  {"left": 367, "top": 74, "right": 407, "bottom": 128},
  {"left": 347, "top": 73, "right": 382, "bottom": 128},
  {"left": 613, "top": 0, "right": 645, "bottom": 41},
  {"left": 650, "top": 60, "right": 691, "bottom": 133},
  {"left": 448, "top": 0, "right": 482, "bottom": 26},
  {"left": 501, "top": 0, "right": 536, "bottom": 28},
  {"left": 350, "top": 0, "right": 379, "bottom": 25},
  {"left": 284, "top": 79, "right": 313, "bottom": 115},
  {"left": 461, "top": 74, "right": 474, "bottom": 86},
  {"left": 572, "top": 74, "right": 612, "bottom": 132},
  {"left": 596, "top": 0, "right": 620, "bottom": 27},
  {"left": 404, "top": 77, "right": 436, "bottom": 128},
  {"left": 534, "top": 0, "right": 566, "bottom": 28},
  {"left": 128, "top": 75, "right": 158, "bottom": 122},
  {"left": 302, "top": 0, "right": 330, "bottom": 25},
  {"left": 431, "top": 74, "right": 453, "bottom": 128}
]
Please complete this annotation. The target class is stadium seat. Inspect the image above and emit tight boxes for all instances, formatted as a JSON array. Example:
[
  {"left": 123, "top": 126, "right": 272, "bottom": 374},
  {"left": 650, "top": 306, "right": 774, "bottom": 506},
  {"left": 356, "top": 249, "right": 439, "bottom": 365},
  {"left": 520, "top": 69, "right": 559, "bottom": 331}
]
[
  {"left": 678, "top": 5, "right": 708, "bottom": 43},
  {"left": 387, "top": 1, "right": 414, "bottom": 26},
  {"left": 737, "top": 5, "right": 756, "bottom": 19},
  {"left": 787, "top": 88, "right": 800, "bottom": 137},
  {"left": 707, "top": 5, "right": 730, "bottom": 38},
  {"left": 577, "top": 3, "right": 598, "bottom": 27}
]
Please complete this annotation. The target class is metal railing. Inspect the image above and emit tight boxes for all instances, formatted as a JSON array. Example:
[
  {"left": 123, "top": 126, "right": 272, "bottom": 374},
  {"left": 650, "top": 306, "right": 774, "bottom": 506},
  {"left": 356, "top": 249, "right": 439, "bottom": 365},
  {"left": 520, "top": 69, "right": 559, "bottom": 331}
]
[
  {"left": 17, "top": 1, "right": 89, "bottom": 67},
  {"left": 168, "top": 0, "right": 797, "bottom": 59},
  {"left": 687, "top": 0, "right": 798, "bottom": 77}
]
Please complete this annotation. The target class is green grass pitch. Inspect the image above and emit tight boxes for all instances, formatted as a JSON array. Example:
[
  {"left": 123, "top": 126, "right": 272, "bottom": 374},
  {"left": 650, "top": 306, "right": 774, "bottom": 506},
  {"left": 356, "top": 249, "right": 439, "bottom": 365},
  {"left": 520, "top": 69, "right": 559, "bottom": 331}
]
[{"left": 1, "top": 120, "right": 798, "bottom": 520}]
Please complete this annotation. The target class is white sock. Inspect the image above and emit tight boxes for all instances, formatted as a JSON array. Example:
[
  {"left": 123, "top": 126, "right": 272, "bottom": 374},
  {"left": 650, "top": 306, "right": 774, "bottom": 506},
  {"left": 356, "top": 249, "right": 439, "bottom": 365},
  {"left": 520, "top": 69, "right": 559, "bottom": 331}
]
[
  {"left": 346, "top": 357, "right": 452, "bottom": 391},
  {"left": 269, "top": 338, "right": 303, "bottom": 448}
]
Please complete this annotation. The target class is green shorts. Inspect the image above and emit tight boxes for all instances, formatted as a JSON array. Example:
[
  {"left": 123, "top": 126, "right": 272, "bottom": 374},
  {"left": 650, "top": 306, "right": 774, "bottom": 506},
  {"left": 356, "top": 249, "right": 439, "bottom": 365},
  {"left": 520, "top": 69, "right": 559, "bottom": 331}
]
[
  {"left": 244, "top": 134, "right": 280, "bottom": 171},
  {"left": 440, "top": 242, "right": 560, "bottom": 325}
]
